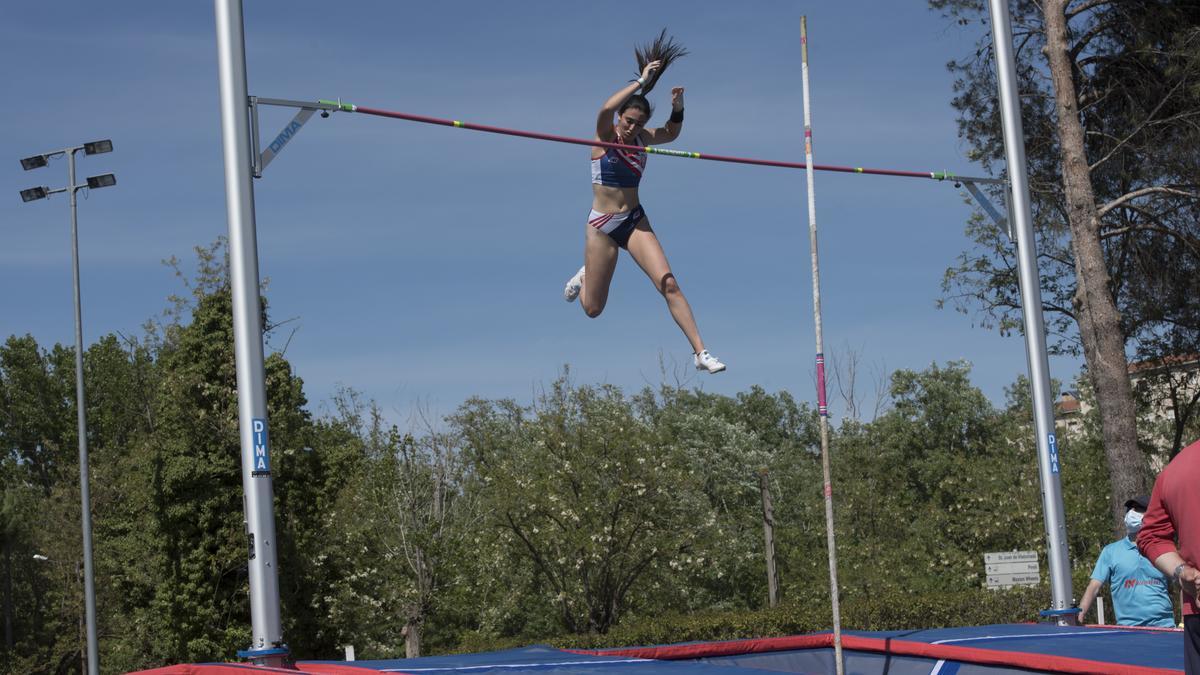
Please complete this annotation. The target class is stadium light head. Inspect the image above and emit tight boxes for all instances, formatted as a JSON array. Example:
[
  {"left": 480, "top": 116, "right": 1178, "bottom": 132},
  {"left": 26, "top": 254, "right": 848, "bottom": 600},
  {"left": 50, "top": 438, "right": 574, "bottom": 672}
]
[
  {"left": 20, "top": 187, "right": 48, "bottom": 203},
  {"left": 83, "top": 140, "right": 113, "bottom": 156},
  {"left": 20, "top": 155, "right": 48, "bottom": 171},
  {"left": 86, "top": 174, "right": 116, "bottom": 190}
]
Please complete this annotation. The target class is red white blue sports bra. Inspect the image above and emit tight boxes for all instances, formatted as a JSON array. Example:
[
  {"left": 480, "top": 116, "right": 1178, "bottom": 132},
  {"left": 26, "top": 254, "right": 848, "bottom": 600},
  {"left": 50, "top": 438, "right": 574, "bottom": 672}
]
[{"left": 591, "top": 133, "right": 646, "bottom": 188}]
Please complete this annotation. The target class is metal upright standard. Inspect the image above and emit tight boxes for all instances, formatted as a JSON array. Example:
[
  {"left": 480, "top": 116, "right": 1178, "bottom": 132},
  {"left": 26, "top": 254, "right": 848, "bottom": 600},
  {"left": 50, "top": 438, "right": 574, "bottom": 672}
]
[
  {"left": 986, "top": 0, "right": 1076, "bottom": 622},
  {"left": 18, "top": 140, "right": 117, "bottom": 675},
  {"left": 213, "top": 0, "right": 290, "bottom": 664},
  {"left": 800, "top": 17, "right": 845, "bottom": 675}
]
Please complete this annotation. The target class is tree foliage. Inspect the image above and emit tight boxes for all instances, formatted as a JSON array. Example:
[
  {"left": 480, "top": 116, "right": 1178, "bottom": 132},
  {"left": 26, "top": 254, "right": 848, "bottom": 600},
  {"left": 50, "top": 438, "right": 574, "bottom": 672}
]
[
  {"left": 935, "top": 0, "right": 1200, "bottom": 352},
  {"left": 931, "top": 0, "right": 1200, "bottom": 526},
  {"left": 0, "top": 241, "right": 1129, "bottom": 671}
]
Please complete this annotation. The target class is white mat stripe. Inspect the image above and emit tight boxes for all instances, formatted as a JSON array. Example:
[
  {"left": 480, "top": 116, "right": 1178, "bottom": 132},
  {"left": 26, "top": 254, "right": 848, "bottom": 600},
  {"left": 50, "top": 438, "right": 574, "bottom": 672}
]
[{"left": 932, "top": 628, "right": 1137, "bottom": 645}]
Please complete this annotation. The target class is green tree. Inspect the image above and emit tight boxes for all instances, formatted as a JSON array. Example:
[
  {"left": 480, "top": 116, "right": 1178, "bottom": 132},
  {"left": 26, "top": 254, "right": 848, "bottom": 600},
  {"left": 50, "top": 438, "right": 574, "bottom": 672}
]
[
  {"left": 637, "top": 385, "right": 814, "bottom": 612},
  {"left": 322, "top": 394, "right": 479, "bottom": 658},
  {"left": 93, "top": 241, "right": 341, "bottom": 669},
  {"left": 0, "top": 336, "right": 76, "bottom": 495},
  {"left": 833, "top": 363, "right": 1043, "bottom": 600},
  {"left": 271, "top": 389, "right": 363, "bottom": 661},
  {"left": 0, "top": 453, "right": 61, "bottom": 674},
  {"left": 932, "top": 0, "right": 1200, "bottom": 530},
  {"left": 454, "top": 377, "right": 746, "bottom": 634}
]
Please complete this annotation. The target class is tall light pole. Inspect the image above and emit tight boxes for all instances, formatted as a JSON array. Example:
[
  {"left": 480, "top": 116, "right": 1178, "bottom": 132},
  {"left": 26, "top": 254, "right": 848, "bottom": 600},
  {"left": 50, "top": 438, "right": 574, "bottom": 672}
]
[{"left": 19, "top": 140, "right": 116, "bottom": 675}]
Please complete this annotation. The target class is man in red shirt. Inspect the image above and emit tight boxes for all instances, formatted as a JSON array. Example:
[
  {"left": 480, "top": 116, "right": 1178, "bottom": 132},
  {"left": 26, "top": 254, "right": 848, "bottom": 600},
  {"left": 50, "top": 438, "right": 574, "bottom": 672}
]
[{"left": 1139, "top": 438, "right": 1200, "bottom": 673}]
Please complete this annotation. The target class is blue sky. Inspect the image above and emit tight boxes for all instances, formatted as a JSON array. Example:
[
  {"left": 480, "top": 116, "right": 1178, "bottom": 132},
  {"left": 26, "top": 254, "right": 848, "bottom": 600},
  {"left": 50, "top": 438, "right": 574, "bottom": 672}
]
[{"left": 1, "top": 1, "right": 1081, "bottom": 427}]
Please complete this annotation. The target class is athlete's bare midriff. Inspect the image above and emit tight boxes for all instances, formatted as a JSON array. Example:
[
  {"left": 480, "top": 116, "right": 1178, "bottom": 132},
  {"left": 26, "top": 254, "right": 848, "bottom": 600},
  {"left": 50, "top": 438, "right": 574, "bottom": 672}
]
[{"left": 591, "top": 183, "right": 639, "bottom": 214}]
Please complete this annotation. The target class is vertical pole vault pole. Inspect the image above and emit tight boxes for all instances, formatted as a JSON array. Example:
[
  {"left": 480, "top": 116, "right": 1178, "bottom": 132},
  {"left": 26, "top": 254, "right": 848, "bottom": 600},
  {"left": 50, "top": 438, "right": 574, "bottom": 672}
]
[
  {"left": 801, "top": 17, "right": 845, "bottom": 674},
  {"left": 985, "top": 0, "right": 1075, "bottom": 622},
  {"left": 213, "top": 0, "right": 291, "bottom": 663}
]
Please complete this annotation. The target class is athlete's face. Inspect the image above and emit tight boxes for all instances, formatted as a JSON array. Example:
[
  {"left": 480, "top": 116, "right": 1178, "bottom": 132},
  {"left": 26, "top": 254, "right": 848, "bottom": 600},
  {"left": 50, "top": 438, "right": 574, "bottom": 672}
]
[{"left": 616, "top": 110, "right": 648, "bottom": 139}]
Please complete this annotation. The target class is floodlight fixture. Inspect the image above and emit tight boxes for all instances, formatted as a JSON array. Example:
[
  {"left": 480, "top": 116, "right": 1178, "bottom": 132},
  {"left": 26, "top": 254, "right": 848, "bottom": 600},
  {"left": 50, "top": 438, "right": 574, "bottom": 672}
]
[
  {"left": 20, "top": 155, "right": 48, "bottom": 171},
  {"left": 20, "top": 186, "right": 48, "bottom": 203},
  {"left": 86, "top": 174, "right": 116, "bottom": 190},
  {"left": 83, "top": 140, "right": 113, "bottom": 156}
]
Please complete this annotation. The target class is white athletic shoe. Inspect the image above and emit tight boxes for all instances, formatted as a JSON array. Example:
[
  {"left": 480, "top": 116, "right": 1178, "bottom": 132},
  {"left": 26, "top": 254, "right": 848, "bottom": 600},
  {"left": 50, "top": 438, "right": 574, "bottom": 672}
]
[
  {"left": 563, "top": 266, "right": 585, "bottom": 302},
  {"left": 694, "top": 350, "right": 726, "bottom": 374}
]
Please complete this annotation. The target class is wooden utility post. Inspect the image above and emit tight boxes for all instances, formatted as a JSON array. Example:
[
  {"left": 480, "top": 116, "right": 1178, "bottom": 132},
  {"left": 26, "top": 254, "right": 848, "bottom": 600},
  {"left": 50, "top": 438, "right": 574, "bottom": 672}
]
[{"left": 759, "top": 469, "right": 780, "bottom": 607}]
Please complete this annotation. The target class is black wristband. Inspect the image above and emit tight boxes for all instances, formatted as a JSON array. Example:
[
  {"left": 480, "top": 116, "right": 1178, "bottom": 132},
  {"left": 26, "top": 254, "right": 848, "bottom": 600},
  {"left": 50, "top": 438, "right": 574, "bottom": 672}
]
[{"left": 669, "top": 108, "right": 684, "bottom": 124}]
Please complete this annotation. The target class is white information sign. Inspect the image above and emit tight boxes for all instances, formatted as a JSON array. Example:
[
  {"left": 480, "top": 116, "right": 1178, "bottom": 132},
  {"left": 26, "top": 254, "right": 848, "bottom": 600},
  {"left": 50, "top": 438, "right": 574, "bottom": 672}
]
[
  {"left": 986, "top": 561, "right": 1039, "bottom": 574},
  {"left": 984, "top": 551, "right": 1040, "bottom": 590}
]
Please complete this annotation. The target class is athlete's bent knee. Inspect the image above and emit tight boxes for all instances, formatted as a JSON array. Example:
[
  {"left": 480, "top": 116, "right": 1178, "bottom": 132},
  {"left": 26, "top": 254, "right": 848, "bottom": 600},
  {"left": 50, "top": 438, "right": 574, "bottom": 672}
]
[
  {"left": 659, "top": 273, "right": 680, "bottom": 296},
  {"left": 582, "top": 301, "right": 605, "bottom": 318}
]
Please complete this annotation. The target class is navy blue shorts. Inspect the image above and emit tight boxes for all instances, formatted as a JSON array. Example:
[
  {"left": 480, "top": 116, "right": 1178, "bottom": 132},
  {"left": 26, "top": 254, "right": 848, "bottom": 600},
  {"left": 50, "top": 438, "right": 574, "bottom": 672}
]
[{"left": 587, "top": 204, "right": 646, "bottom": 249}]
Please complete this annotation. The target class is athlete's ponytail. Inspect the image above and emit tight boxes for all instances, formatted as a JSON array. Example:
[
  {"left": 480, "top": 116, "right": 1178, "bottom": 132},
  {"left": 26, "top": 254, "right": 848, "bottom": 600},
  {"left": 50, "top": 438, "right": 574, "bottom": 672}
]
[
  {"left": 620, "top": 29, "right": 688, "bottom": 120},
  {"left": 634, "top": 29, "right": 688, "bottom": 96}
]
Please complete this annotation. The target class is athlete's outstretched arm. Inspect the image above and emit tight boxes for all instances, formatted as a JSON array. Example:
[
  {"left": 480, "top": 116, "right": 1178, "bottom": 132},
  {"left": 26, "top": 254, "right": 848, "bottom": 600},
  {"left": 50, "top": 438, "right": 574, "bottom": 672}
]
[{"left": 595, "top": 60, "right": 661, "bottom": 139}]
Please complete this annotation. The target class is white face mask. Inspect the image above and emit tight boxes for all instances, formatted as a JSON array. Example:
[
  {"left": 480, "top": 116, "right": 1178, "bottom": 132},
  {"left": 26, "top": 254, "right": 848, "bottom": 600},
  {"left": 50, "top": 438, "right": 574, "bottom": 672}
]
[{"left": 1125, "top": 509, "right": 1144, "bottom": 536}]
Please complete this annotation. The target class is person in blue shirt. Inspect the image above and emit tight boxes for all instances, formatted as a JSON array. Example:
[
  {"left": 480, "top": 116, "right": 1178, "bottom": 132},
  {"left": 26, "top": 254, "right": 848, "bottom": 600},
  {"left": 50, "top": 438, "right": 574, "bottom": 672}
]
[{"left": 1076, "top": 495, "right": 1176, "bottom": 627}]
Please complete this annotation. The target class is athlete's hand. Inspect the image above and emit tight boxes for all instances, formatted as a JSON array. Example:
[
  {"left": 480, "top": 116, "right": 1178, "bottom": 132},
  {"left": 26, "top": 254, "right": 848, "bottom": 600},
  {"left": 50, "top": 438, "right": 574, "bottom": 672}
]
[
  {"left": 640, "top": 60, "right": 662, "bottom": 83},
  {"left": 671, "top": 87, "right": 685, "bottom": 110}
]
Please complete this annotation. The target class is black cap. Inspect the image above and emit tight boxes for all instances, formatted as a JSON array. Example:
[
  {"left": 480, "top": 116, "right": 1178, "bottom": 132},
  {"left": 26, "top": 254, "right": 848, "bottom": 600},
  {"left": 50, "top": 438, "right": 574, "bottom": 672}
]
[{"left": 1125, "top": 495, "right": 1150, "bottom": 511}]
